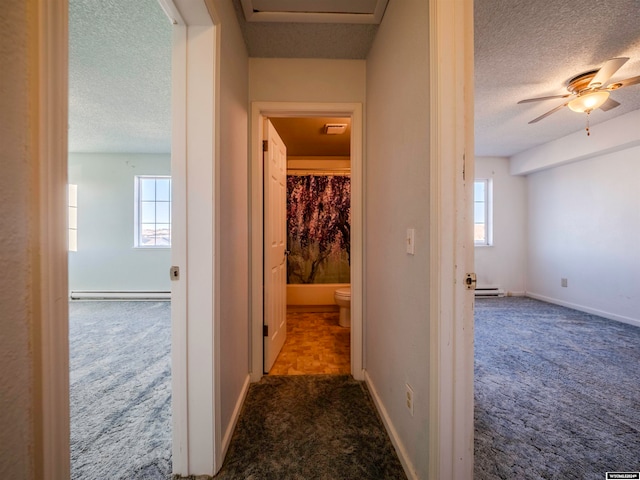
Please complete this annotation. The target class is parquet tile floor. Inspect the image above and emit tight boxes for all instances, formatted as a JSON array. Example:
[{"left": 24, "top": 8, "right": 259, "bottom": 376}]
[{"left": 269, "top": 311, "right": 351, "bottom": 375}]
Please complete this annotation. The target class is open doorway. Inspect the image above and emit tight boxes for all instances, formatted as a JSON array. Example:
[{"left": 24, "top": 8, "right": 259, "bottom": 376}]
[
  {"left": 250, "top": 103, "right": 365, "bottom": 383},
  {"left": 67, "top": 0, "right": 173, "bottom": 477},
  {"left": 263, "top": 117, "right": 352, "bottom": 375}
]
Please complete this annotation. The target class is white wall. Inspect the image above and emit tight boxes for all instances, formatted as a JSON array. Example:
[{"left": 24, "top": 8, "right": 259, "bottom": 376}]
[
  {"left": 0, "top": 1, "right": 36, "bottom": 476},
  {"left": 474, "top": 157, "right": 527, "bottom": 295},
  {"left": 527, "top": 145, "right": 640, "bottom": 326},
  {"left": 215, "top": 0, "right": 251, "bottom": 447},
  {"left": 68, "top": 153, "right": 171, "bottom": 292},
  {"left": 365, "top": 0, "right": 430, "bottom": 477}
]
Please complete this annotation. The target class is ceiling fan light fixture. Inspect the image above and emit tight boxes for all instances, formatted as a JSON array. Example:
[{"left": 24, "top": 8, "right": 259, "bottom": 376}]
[{"left": 568, "top": 91, "right": 610, "bottom": 113}]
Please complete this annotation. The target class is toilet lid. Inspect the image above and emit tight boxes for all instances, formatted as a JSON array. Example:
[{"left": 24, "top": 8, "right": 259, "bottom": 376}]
[{"left": 335, "top": 288, "right": 351, "bottom": 298}]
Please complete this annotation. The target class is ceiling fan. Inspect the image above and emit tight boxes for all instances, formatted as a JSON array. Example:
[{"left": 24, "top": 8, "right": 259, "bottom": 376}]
[{"left": 518, "top": 57, "right": 640, "bottom": 126}]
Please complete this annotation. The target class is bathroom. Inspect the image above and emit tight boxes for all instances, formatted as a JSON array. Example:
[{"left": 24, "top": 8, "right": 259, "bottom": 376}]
[{"left": 267, "top": 116, "right": 352, "bottom": 375}]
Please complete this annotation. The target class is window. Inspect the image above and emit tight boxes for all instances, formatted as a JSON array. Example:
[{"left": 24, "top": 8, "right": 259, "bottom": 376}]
[
  {"left": 68, "top": 184, "right": 78, "bottom": 252},
  {"left": 135, "top": 176, "right": 171, "bottom": 247},
  {"left": 474, "top": 179, "right": 492, "bottom": 246}
]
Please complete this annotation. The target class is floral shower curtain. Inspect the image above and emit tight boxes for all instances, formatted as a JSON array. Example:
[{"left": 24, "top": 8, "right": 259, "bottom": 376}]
[{"left": 287, "top": 175, "right": 351, "bottom": 284}]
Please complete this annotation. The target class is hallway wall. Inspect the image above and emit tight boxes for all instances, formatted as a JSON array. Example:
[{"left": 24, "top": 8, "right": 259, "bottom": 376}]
[
  {"left": 249, "top": 58, "right": 366, "bottom": 103},
  {"left": 0, "top": 0, "right": 37, "bottom": 476},
  {"left": 365, "top": 0, "right": 430, "bottom": 477},
  {"left": 214, "top": 0, "right": 251, "bottom": 448}
]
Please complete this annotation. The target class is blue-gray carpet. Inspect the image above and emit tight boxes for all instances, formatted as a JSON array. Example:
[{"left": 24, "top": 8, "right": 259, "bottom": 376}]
[
  {"left": 475, "top": 297, "right": 640, "bottom": 479},
  {"left": 70, "top": 297, "right": 640, "bottom": 479},
  {"left": 69, "top": 301, "right": 171, "bottom": 480}
]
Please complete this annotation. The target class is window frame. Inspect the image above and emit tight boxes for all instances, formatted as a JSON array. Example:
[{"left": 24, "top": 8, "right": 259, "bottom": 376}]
[
  {"left": 68, "top": 184, "right": 78, "bottom": 252},
  {"left": 474, "top": 178, "right": 493, "bottom": 246},
  {"left": 134, "top": 175, "right": 172, "bottom": 248}
]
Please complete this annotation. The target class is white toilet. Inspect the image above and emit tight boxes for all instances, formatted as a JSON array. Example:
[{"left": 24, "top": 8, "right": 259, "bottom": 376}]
[{"left": 334, "top": 287, "right": 351, "bottom": 328}]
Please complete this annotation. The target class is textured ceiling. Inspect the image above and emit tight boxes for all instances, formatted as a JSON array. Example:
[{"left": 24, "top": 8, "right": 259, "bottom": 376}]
[
  {"left": 475, "top": 0, "right": 640, "bottom": 157},
  {"left": 68, "top": 0, "right": 171, "bottom": 153},
  {"left": 69, "top": 0, "right": 640, "bottom": 158}
]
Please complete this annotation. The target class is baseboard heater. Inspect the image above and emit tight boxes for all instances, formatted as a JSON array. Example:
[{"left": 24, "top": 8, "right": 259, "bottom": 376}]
[
  {"left": 475, "top": 285, "right": 505, "bottom": 298},
  {"left": 70, "top": 291, "right": 171, "bottom": 300}
]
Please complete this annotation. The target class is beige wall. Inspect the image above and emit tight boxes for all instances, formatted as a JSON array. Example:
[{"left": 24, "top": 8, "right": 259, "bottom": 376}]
[
  {"left": 215, "top": 0, "right": 251, "bottom": 443},
  {"left": 249, "top": 58, "right": 366, "bottom": 103},
  {"left": 365, "top": 0, "right": 430, "bottom": 477},
  {"left": 0, "top": 0, "right": 37, "bottom": 476}
]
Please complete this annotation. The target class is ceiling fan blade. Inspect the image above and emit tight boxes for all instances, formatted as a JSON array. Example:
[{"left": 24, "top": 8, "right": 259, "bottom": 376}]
[
  {"left": 588, "top": 57, "right": 629, "bottom": 88},
  {"left": 599, "top": 98, "right": 621, "bottom": 112},
  {"left": 517, "top": 94, "right": 571, "bottom": 104},
  {"left": 607, "top": 75, "right": 640, "bottom": 89},
  {"left": 528, "top": 101, "right": 570, "bottom": 124}
]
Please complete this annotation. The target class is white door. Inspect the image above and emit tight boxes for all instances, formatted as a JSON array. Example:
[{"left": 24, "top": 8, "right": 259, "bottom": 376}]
[{"left": 263, "top": 119, "right": 288, "bottom": 373}]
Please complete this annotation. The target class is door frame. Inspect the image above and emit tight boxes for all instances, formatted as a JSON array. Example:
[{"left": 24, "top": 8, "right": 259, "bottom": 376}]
[
  {"left": 37, "top": 1, "right": 70, "bottom": 477},
  {"left": 428, "top": 0, "right": 475, "bottom": 478},
  {"left": 35, "top": 0, "right": 223, "bottom": 477},
  {"left": 169, "top": 0, "right": 222, "bottom": 475},
  {"left": 249, "top": 102, "right": 364, "bottom": 382}
]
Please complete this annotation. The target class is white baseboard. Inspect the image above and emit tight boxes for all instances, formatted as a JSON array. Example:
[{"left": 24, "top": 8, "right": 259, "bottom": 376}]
[
  {"left": 364, "top": 371, "right": 418, "bottom": 480},
  {"left": 506, "top": 290, "right": 526, "bottom": 297},
  {"left": 526, "top": 292, "right": 640, "bottom": 328},
  {"left": 221, "top": 374, "right": 251, "bottom": 461},
  {"left": 69, "top": 290, "right": 171, "bottom": 300}
]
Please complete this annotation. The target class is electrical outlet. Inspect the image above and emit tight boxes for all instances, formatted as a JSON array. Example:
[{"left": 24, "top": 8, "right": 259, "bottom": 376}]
[
  {"left": 405, "top": 383, "right": 414, "bottom": 416},
  {"left": 561, "top": 278, "right": 568, "bottom": 288}
]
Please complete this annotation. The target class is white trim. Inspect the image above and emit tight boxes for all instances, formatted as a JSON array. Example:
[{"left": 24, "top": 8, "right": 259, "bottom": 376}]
[
  {"left": 169, "top": 22, "right": 189, "bottom": 476},
  {"left": 506, "top": 290, "right": 526, "bottom": 297},
  {"left": 250, "top": 102, "right": 364, "bottom": 382},
  {"left": 221, "top": 375, "right": 251, "bottom": 459},
  {"left": 526, "top": 292, "right": 640, "bottom": 329},
  {"left": 69, "top": 291, "right": 171, "bottom": 300},
  {"left": 38, "top": 0, "right": 71, "bottom": 478},
  {"left": 428, "top": 0, "right": 475, "bottom": 479},
  {"left": 157, "top": 0, "right": 184, "bottom": 25},
  {"left": 169, "top": 0, "right": 221, "bottom": 475},
  {"left": 212, "top": 2, "right": 223, "bottom": 472},
  {"left": 364, "top": 372, "right": 418, "bottom": 480}
]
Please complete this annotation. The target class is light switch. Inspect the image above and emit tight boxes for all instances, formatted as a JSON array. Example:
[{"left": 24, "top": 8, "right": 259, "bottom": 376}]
[{"left": 406, "top": 228, "right": 415, "bottom": 255}]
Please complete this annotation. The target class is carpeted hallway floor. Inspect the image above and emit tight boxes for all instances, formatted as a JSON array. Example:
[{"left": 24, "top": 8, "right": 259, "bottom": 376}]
[{"left": 215, "top": 375, "right": 407, "bottom": 479}]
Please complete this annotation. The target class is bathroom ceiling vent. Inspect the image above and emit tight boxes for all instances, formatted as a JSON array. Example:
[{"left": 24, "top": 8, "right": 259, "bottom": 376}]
[
  {"left": 240, "top": 0, "right": 389, "bottom": 24},
  {"left": 324, "top": 123, "right": 348, "bottom": 135}
]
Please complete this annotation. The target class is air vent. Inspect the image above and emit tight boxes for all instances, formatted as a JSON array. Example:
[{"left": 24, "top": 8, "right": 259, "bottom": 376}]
[{"left": 324, "top": 123, "right": 348, "bottom": 135}]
